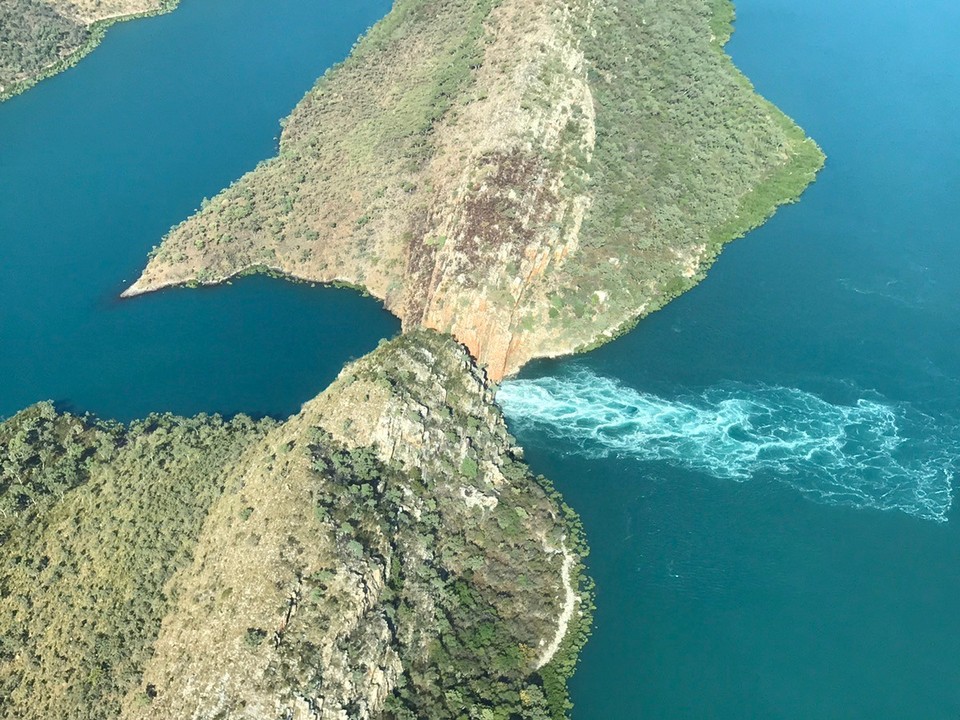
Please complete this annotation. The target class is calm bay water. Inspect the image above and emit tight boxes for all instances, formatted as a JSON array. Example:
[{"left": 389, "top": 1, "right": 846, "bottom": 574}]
[
  {"left": 3, "top": 0, "right": 959, "bottom": 717},
  {"left": 501, "top": 0, "right": 960, "bottom": 717},
  {"left": 0, "top": 0, "right": 397, "bottom": 421}
]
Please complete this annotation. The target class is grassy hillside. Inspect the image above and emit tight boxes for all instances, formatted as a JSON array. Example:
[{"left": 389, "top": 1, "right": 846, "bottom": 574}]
[
  {"left": 127, "top": 0, "right": 823, "bottom": 379},
  {"left": 555, "top": 0, "right": 824, "bottom": 348},
  {"left": 1, "top": 0, "right": 828, "bottom": 715},
  {"left": 0, "top": 404, "right": 270, "bottom": 720},
  {"left": 0, "top": 334, "right": 591, "bottom": 720}
]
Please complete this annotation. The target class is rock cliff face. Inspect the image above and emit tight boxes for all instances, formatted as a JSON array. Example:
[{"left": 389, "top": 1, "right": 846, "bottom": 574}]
[
  {"left": 0, "top": 333, "right": 588, "bottom": 720},
  {"left": 124, "top": 0, "right": 823, "bottom": 380}
]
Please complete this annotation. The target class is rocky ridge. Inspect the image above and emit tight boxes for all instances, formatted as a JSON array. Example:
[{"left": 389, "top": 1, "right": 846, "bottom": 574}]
[
  {"left": 0, "top": 333, "right": 588, "bottom": 720},
  {"left": 123, "top": 0, "right": 824, "bottom": 380}
]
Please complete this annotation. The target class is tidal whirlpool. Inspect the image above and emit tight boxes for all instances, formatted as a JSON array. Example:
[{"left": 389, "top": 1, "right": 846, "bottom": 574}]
[{"left": 498, "top": 369, "right": 956, "bottom": 522}]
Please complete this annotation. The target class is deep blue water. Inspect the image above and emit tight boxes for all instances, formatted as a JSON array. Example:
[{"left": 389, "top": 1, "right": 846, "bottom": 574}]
[
  {"left": 501, "top": 0, "right": 960, "bottom": 717},
  {"left": 4, "top": 0, "right": 960, "bottom": 717},
  {"left": 0, "top": 0, "right": 397, "bottom": 421}
]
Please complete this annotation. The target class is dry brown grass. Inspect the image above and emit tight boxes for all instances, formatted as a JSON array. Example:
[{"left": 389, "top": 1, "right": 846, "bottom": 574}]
[{"left": 49, "top": 0, "right": 165, "bottom": 24}]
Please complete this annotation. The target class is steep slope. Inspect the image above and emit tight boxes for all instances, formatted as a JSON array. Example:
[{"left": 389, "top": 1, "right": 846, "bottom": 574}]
[
  {"left": 122, "top": 331, "right": 588, "bottom": 719},
  {"left": 0, "top": 0, "right": 173, "bottom": 101},
  {"left": 1, "top": 0, "right": 827, "bottom": 716},
  {"left": 125, "top": 0, "right": 824, "bottom": 379},
  {"left": 0, "top": 333, "right": 589, "bottom": 720}
]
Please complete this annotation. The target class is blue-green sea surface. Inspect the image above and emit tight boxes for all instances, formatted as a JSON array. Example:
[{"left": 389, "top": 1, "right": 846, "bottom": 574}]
[
  {"left": 500, "top": 0, "right": 960, "bottom": 717},
  {"left": 0, "top": 0, "right": 397, "bottom": 421}
]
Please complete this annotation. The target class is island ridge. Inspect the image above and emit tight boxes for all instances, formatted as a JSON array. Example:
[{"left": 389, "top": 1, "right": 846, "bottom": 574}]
[{"left": 1, "top": 333, "right": 591, "bottom": 719}]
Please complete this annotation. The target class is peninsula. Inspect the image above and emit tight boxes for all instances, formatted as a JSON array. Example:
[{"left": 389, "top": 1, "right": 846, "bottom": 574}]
[
  {"left": 125, "top": 0, "right": 823, "bottom": 379},
  {"left": 0, "top": 0, "right": 174, "bottom": 101}
]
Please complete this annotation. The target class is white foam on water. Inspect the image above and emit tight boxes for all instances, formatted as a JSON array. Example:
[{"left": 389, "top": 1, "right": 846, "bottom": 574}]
[{"left": 497, "top": 369, "right": 955, "bottom": 522}]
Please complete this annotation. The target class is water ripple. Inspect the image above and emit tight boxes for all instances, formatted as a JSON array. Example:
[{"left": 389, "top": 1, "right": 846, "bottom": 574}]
[{"left": 498, "top": 369, "right": 956, "bottom": 522}]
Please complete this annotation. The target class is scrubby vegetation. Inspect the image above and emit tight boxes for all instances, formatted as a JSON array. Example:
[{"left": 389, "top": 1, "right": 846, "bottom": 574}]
[
  {"left": 311, "top": 331, "right": 594, "bottom": 719},
  {"left": 0, "top": 404, "right": 270, "bottom": 720},
  {"left": 0, "top": 0, "right": 176, "bottom": 102},
  {"left": 1, "top": 0, "right": 830, "bottom": 715},
  {"left": 0, "top": 0, "right": 88, "bottom": 94},
  {"left": 0, "top": 336, "right": 589, "bottom": 720},
  {"left": 130, "top": 0, "right": 502, "bottom": 288},
  {"left": 549, "top": 0, "right": 824, "bottom": 347},
  {"left": 301, "top": 430, "right": 589, "bottom": 720}
]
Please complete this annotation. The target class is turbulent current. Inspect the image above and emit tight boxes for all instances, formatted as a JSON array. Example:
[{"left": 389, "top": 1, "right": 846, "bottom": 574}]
[{"left": 498, "top": 369, "right": 956, "bottom": 522}]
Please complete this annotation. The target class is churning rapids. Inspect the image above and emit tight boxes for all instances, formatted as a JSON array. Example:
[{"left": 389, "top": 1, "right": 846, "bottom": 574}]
[{"left": 498, "top": 369, "right": 957, "bottom": 523}]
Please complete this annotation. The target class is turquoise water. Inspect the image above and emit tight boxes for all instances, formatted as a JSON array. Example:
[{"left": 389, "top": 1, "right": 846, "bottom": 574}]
[
  {"left": 501, "top": 0, "right": 960, "bottom": 716},
  {"left": 4, "top": 0, "right": 960, "bottom": 717},
  {"left": 0, "top": 0, "right": 397, "bottom": 421}
]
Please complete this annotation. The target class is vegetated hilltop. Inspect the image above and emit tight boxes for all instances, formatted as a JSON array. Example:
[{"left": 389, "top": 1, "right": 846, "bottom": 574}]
[
  {"left": 126, "top": 0, "right": 825, "bottom": 380},
  {"left": 0, "top": 0, "right": 174, "bottom": 101},
  {"left": 0, "top": 332, "right": 591, "bottom": 720}
]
